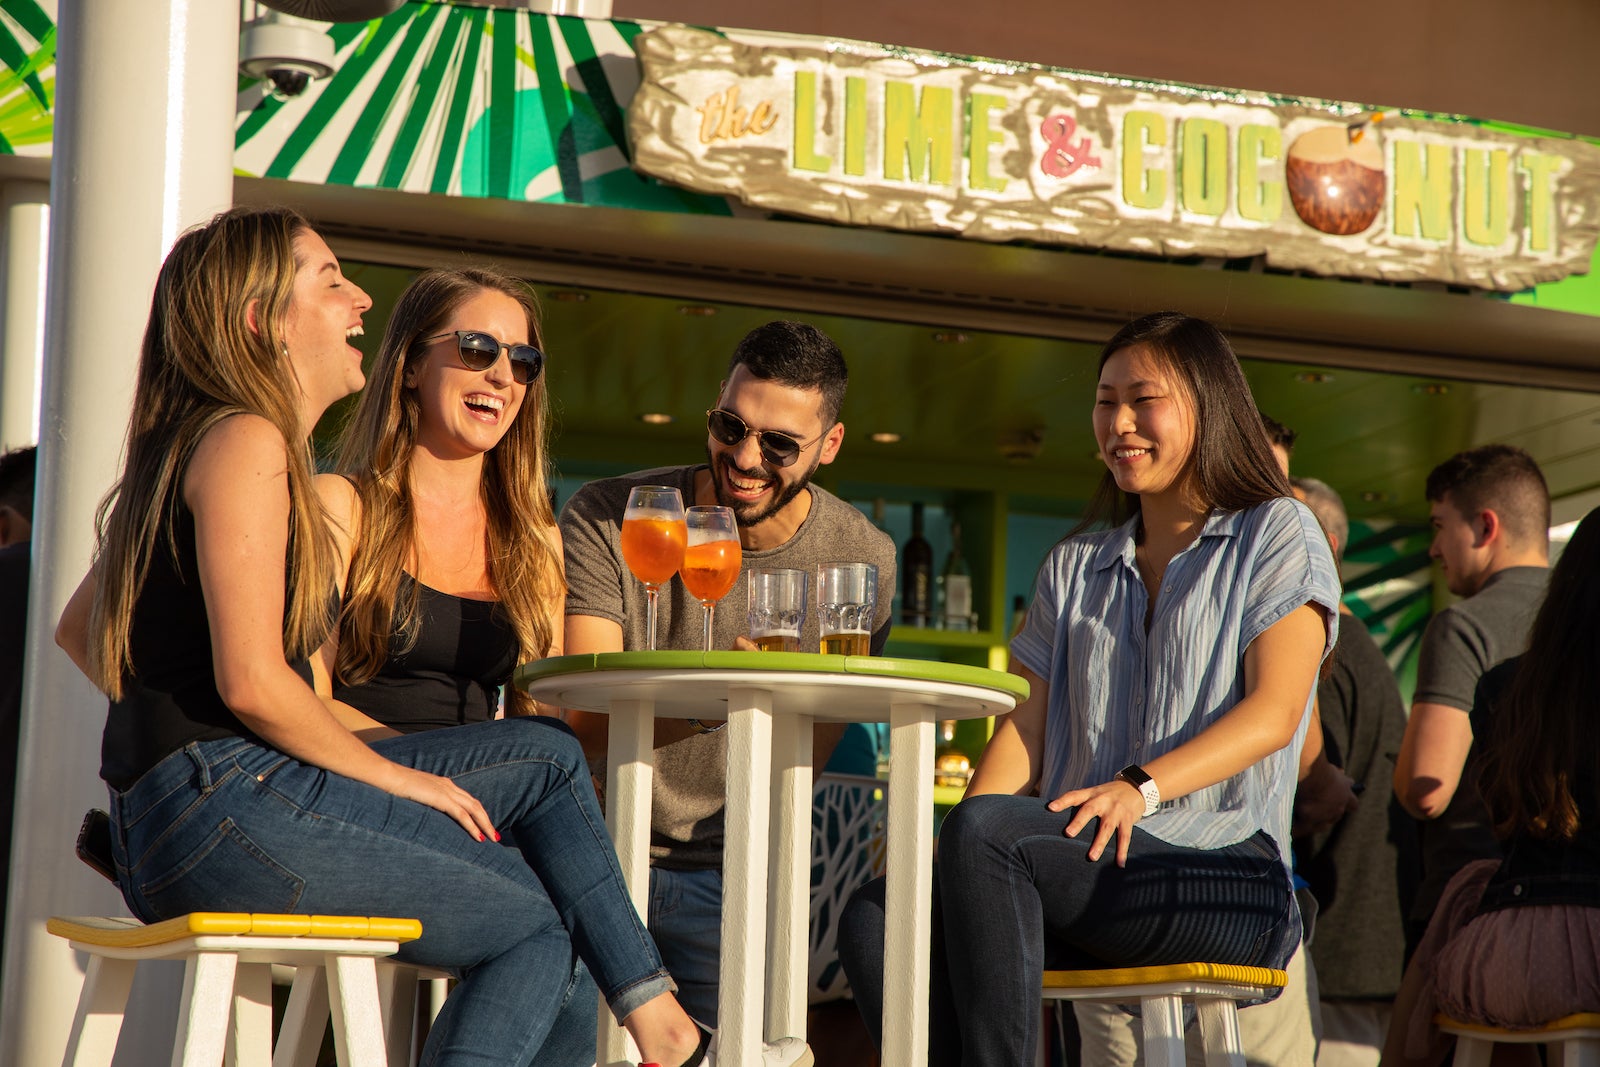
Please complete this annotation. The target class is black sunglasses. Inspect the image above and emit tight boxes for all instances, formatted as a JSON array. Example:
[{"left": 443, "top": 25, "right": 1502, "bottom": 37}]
[
  {"left": 421, "top": 331, "right": 544, "bottom": 385},
  {"left": 706, "top": 408, "right": 821, "bottom": 468}
]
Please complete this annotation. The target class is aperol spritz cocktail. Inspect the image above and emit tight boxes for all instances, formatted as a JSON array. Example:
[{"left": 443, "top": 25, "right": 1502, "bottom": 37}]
[
  {"left": 621, "top": 485, "right": 686, "bottom": 650},
  {"left": 682, "top": 506, "right": 740, "bottom": 651}
]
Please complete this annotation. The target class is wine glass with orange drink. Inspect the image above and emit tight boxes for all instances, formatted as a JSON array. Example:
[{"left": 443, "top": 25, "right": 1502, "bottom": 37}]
[
  {"left": 681, "top": 505, "right": 741, "bottom": 651},
  {"left": 621, "top": 485, "right": 687, "bottom": 651}
]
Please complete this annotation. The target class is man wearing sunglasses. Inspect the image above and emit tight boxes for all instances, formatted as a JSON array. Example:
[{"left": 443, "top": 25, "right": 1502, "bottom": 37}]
[{"left": 559, "top": 321, "right": 897, "bottom": 1027}]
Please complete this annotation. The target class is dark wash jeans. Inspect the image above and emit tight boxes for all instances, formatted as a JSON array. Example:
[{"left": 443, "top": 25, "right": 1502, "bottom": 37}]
[
  {"left": 838, "top": 794, "right": 1299, "bottom": 1067},
  {"left": 107, "top": 718, "right": 670, "bottom": 1067}
]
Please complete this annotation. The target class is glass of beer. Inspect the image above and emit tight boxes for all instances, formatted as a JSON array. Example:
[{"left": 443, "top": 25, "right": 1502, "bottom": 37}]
[
  {"left": 816, "top": 562, "right": 877, "bottom": 657},
  {"left": 682, "top": 505, "right": 741, "bottom": 651},
  {"left": 747, "top": 568, "right": 808, "bottom": 653},
  {"left": 621, "top": 485, "right": 686, "bottom": 651}
]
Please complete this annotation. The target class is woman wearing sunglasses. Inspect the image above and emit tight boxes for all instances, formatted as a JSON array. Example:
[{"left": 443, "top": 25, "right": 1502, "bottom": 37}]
[
  {"left": 317, "top": 267, "right": 808, "bottom": 1067},
  {"left": 839, "top": 311, "right": 1341, "bottom": 1065}
]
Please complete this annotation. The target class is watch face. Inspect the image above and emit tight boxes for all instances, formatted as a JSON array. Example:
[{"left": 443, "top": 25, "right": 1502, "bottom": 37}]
[{"left": 1117, "top": 764, "right": 1152, "bottom": 788}]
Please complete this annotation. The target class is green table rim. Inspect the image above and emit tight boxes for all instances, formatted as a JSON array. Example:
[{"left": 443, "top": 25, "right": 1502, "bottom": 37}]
[{"left": 515, "top": 650, "right": 1030, "bottom": 702}]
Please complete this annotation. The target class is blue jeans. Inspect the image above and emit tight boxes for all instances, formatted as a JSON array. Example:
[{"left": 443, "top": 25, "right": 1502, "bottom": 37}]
[
  {"left": 649, "top": 865, "right": 723, "bottom": 1027},
  {"left": 837, "top": 794, "right": 1299, "bottom": 1067},
  {"left": 107, "top": 719, "right": 672, "bottom": 1067}
]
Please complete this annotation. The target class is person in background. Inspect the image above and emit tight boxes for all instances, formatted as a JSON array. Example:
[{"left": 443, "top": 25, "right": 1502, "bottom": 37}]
[
  {"left": 1261, "top": 413, "right": 1297, "bottom": 478},
  {"left": 1292, "top": 476, "right": 1415, "bottom": 1067},
  {"left": 1381, "top": 505, "right": 1600, "bottom": 1067},
  {"left": 560, "top": 321, "right": 896, "bottom": 1028},
  {"left": 53, "top": 207, "right": 786, "bottom": 1067},
  {"left": 1393, "top": 445, "right": 1549, "bottom": 957},
  {"left": 0, "top": 443, "right": 36, "bottom": 955},
  {"left": 839, "top": 311, "right": 1340, "bottom": 1066}
]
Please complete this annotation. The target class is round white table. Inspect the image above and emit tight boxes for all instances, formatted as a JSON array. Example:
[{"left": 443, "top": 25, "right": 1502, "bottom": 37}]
[{"left": 518, "top": 650, "right": 1027, "bottom": 1067}]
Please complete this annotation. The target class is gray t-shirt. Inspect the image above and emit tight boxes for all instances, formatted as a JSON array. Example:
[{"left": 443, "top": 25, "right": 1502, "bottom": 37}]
[
  {"left": 560, "top": 464, "right": 898, "bottom": 869},
  {"left": 1411, "top": 565, "right": 1547, "bottom": 921}
]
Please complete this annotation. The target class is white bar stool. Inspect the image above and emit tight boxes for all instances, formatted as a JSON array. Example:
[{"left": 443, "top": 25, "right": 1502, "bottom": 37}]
[
  {"left": 1438, "top": 1012, "right": 1600, "bottom": 1067},
  {"left": 49, "top": 911, "right": 421, "bottom": 1067},
  {"left": 1040, "top": 961, "right": 1287, "bottom": 1067}
]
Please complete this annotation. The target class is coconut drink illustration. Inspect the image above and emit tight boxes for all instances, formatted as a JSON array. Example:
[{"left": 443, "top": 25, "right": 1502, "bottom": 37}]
[{"left": 1286, "top": 120, "right": 1385, "bottom": 235}]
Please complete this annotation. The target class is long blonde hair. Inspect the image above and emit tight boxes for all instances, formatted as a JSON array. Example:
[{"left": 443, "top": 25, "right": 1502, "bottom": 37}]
[
  {"left": 89, "top": 206, "right": 337, "bottom": 697},
  {"left": 333, "top": 267, "right": 563, "bottom": 713}
]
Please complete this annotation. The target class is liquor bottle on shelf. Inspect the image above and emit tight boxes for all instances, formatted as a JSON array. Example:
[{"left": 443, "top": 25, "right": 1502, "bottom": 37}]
[
  {"left": 901, "top": 501, "right": 933, "bottom": 627},
  {"left": 934, "top": 719, "right": 972, "bottom": 789},
  {"left": 942, "top": 519, "right": 973, "bottom": 631}
]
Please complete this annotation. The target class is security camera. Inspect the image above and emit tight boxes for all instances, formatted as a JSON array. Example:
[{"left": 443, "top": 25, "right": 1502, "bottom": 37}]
[{"left": 239, "top": 14, "right": 334, "bottom": 99}]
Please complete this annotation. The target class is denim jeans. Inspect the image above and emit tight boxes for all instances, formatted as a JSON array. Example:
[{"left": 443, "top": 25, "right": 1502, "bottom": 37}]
[
  {"left": 648, "top": 865, "right": 724, "bottom": 1027},
  {"left": 837, "top": 794, "right": 1299, "bottom": 1067},
  {"left": 107, "top": 718, "right": 672, "bottom": 1067}
]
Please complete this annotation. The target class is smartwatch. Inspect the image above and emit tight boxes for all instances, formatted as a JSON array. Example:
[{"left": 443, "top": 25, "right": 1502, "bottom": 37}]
[{"left": 1115, "top": 764, "right": 1161, "bottom": 818}]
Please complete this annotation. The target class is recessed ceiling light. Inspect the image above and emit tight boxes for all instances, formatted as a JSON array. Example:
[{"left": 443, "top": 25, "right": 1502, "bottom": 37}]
[
  {"left": 638, "top": 413, "right": 674, "bottom": 425},
  {"left": 932, "top": 331, "right": 968, "bottom": 344},
  {"left": 1295, "top": 371, "right": 1334, "bottom": 384},
  {"left": 869, "top": 431, "right": 901, "bottom": 444},
  {"left": 678, "top": 304, "right": 717, "bottom": 317},
  {"left": 548, "top": 289, "right": 589, "bottom": 303},
  {"left": 1412, "top": 382, "right": 1450, "bottom": 396}
]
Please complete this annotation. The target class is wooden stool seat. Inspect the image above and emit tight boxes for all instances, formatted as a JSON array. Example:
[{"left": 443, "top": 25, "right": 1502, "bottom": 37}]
[
  {"left": 1437, "top": 1012, "right": 1600, "bottom": 1066},
  {"left": 50, "top": 912, "right": 422, "bottom": 1067},
  {"left": 1040, "top": 962, "right": 1288, "bottom": 1067}
]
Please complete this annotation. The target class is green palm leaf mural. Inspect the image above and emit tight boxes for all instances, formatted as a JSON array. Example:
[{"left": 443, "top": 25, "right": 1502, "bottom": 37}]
[
  {"left": 234, "top": 0, "right": 728, "bottom": 216},
  {"left": 1342, "top": 520, "right": 1433, "bottom": 703},
  {"left": 0, "top": 0, "right": 55, "bottom": 155}
]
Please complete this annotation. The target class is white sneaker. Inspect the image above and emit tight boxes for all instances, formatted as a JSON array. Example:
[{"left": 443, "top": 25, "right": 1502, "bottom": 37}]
[
  {"left": 703, "top": 1033, "right": 813, "bottom": 1067},
  {"left": 638, "top": 1027, "right": 813, "bottom": 1067}
]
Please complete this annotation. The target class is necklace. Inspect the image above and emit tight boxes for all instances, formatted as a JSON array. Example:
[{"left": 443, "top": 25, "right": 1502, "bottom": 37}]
[{"left": 1135, "top": 542, "right": 1166, "bottom": 588}]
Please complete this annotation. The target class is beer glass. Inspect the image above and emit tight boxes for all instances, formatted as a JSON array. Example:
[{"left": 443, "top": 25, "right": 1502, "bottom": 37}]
[
  {"left": 620, "top": 485, "right": 686, "bottom": 651},
  {"left": 747, "top": 568, "right": 808, "bottom": 653},
  {"left": 816, "top": 562, "right": 877, "bottom": 656},
  {"left": 682, "top": 505, "right": 740, "bottom": 651}
]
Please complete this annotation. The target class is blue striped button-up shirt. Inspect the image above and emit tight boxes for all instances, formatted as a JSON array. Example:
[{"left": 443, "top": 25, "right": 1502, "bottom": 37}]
[{"left": 1010, "top": 497, "right": 1341, "bottom": 869}]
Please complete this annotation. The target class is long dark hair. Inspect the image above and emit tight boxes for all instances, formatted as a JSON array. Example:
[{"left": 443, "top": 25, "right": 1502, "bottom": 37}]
[
  {"left": 1075, "top": 312, "right": 1289, "bottom": 532},
  {"left": 1477, "top": 506, "right": 1600, "bottom": 840}
]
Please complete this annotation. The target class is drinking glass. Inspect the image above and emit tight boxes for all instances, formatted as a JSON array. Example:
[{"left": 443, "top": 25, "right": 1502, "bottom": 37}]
[
  {"left": 681, "top": 505, "right": 741, "bottom": 651},
  {"left": 747, "top": 568, "right": 808, "bottom": 653},
  {"left": 621, "top": 485, "right": 687, "bottom": 651},
  {"left": 816, "top": 562, "right": 877, "bottom": 656}
]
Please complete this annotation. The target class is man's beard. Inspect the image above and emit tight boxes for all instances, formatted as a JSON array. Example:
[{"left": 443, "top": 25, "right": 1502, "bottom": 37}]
[{"left": 705, "top": 446, "right": 819, "bottom": 529}]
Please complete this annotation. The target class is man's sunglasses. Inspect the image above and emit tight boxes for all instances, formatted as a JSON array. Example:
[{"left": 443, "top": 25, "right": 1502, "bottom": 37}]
[
  {"left": 706, "top": 408, "right": 821, "bottom": 468},
  {"left": 420, "top": 331, "right": 544, "bottom": 385}
]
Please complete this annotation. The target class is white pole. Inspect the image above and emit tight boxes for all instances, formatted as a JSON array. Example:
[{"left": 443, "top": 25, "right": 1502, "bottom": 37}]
[
  {"left": 0, "top": 1, "right": 239, "bottom": 1064},
  {"left": 0, "top": 180, "right": 48, "bottom": 449}
]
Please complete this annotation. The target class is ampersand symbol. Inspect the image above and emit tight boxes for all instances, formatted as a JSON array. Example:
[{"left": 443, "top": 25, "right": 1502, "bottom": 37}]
[{"left": 1039, "top": 114, "right": 1102, "bottom": 179}]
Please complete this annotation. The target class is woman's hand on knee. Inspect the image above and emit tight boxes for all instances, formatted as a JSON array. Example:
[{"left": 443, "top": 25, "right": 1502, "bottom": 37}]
[
  {"left": 389, "top": 766, "right": 500, "bottom": 843},
  {"left": 1048, "top": 780, "right": 1144, "bottom": 867}
]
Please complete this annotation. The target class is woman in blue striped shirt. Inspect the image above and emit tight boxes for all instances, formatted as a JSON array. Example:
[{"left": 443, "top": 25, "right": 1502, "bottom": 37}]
[{"left": 841, "top": 311, "right": 1341, "bottom": 1065}]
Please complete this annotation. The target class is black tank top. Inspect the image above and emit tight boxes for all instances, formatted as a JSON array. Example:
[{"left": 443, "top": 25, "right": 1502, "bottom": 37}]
[
  {"left": 332, "top": 574, "right": 517, "bottom": 733},
  {"left": 100, "top": 506, "right": 314, "bottom": 790}
]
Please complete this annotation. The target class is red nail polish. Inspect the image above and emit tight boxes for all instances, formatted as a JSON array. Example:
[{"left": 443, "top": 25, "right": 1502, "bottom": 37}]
[{"left": 492, "top": 830, "right": 501, "bottom": 842}]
